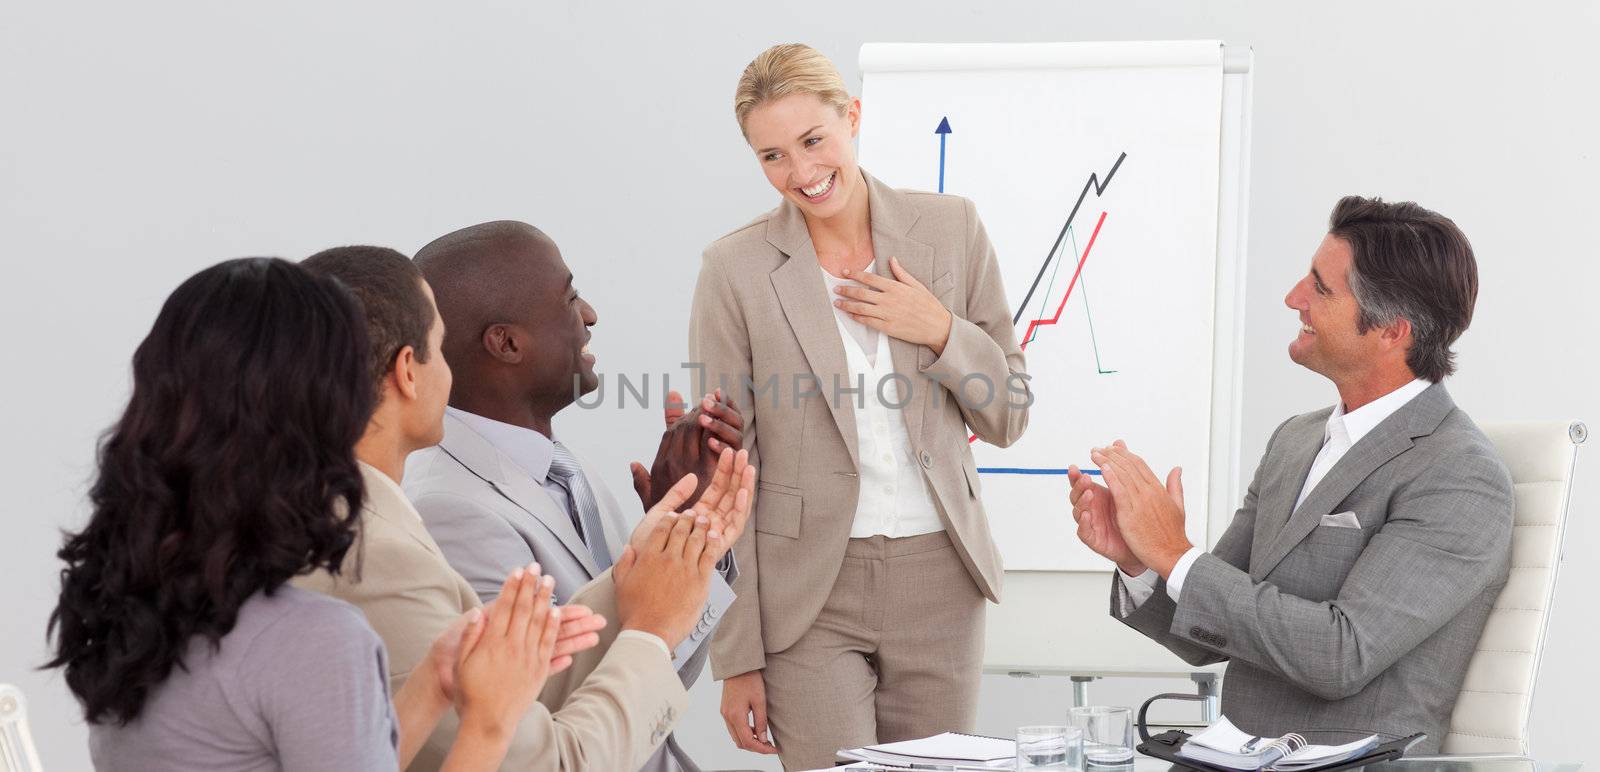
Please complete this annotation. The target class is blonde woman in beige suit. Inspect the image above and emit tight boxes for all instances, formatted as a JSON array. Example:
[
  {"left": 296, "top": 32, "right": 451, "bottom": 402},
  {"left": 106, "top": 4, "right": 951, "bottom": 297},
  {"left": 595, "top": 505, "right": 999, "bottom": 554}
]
[{"left": 690, "top": 44, "right": 1030, "bottom": 771}]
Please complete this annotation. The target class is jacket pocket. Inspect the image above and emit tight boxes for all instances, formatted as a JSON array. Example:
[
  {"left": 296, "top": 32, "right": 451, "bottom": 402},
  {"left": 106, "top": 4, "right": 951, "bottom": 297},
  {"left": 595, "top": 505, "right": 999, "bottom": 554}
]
[
  {"left": 754, "top": 483, "right": 802, "bottom": 539},
  {"left": 962, "top": 451, "right": 982, "bottom": 499},
  {"left": 1305, "top": 523, "right": 1370, "bottom": 548}
]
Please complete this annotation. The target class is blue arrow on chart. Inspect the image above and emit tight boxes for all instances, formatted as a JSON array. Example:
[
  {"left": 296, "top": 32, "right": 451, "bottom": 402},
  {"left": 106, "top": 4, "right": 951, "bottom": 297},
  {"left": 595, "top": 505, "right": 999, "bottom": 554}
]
[{"left": 935, "top": 116, "right": 952, "bottom": 192}]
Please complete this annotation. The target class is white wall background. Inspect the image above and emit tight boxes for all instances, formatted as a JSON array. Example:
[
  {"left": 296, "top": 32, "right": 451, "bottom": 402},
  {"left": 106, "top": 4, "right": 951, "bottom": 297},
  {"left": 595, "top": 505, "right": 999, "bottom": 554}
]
[{"left": 2, "top": 1, "right": 1594, "bottom": 768}]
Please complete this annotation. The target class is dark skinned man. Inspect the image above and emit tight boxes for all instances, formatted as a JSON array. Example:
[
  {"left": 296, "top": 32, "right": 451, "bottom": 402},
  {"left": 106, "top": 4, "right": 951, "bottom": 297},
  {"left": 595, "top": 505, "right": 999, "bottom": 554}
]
[{"left": 406, "top": 220, "right": 746, "bottom": 772}]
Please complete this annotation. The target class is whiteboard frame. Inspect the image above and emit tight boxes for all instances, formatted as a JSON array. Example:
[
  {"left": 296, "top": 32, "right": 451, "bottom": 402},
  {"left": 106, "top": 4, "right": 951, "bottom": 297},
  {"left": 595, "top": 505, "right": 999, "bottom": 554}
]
[{"left": 855, "top": 41, "right": 1254, "bottom": 676}]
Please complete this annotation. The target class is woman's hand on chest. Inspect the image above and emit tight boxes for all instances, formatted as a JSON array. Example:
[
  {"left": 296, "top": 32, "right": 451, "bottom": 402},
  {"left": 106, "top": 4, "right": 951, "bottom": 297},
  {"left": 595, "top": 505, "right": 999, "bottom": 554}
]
[{"left": 830, "top": 256, "right": 954, "bottom": 355}]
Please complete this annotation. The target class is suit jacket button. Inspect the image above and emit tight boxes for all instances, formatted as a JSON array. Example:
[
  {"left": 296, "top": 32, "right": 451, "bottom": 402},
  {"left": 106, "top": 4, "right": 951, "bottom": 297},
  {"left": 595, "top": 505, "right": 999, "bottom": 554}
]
[
  {"left": 1189, "top": 626, "right": 1205, "bottom": 640},
  {"left": 919, "top": 450, "right": 933, "bottom": 468}
]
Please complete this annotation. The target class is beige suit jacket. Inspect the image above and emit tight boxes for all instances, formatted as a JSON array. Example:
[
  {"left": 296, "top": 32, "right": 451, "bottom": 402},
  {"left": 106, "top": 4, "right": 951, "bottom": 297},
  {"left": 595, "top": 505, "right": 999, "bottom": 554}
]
[
  {"left": 688, "top": 171, "right": 1029, "bottom": 679},
  {"left": 294, "top": 462, "right": 686, "bottom": 771}
]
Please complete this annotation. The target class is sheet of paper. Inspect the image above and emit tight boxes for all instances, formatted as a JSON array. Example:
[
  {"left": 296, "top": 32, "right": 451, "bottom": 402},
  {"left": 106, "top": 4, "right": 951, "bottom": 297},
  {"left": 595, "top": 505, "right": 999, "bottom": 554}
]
[{"left": 866, "top": 731, "right": 1016, "bottom": 762}]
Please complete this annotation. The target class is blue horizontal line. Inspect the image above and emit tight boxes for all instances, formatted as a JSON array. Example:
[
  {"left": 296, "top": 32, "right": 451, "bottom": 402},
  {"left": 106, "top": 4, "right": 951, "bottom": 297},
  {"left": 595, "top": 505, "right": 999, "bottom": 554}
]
[{"left": 977, "top": 467, "right": 1100, "bottom": 476}]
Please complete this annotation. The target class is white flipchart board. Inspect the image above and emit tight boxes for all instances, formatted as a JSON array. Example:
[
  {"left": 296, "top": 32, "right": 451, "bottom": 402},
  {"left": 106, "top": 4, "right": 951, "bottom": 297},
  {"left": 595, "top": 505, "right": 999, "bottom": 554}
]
[{"left": 857, "top": 42, "right": 1253, "bottom": 673}]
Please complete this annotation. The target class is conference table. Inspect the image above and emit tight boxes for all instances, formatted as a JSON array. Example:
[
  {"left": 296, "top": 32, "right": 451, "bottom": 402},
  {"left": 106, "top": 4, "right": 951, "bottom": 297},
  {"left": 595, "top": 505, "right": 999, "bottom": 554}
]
[
  {"left": 816, "top": 754, "right": 1583, "bottom": 771},
  {"left": 1125, "top": 756, "right": 1582, "bottom": 772}
]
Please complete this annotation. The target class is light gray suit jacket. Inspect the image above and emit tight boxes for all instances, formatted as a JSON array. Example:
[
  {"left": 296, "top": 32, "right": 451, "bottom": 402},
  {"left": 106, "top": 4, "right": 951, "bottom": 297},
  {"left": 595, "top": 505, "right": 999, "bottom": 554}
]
[
  {"left": 405, "top": 413, "right": 735, "bottom": 772},
  {"left": 1117, "top": 383, "right": 1512, "bottom": 753}
]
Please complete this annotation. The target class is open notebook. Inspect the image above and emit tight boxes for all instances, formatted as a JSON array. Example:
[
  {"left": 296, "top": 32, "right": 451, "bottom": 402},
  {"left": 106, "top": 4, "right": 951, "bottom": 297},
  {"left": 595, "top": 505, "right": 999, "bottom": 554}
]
[
  {"left": 836, "top": 731, "right": 1016, "bottom": 768},
  {"left": 1176, "top": 717, "right": 1379, "bottom": 771}
]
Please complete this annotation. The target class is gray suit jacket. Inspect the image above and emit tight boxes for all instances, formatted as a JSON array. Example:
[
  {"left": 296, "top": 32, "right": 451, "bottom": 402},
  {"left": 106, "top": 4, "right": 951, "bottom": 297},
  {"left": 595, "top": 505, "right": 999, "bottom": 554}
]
[
  {"left": 405, "top": 413, "right": 734, "bottom": 772},
  {"left": 1116, "top": 383, "right": 1512, "bottom": 753}
]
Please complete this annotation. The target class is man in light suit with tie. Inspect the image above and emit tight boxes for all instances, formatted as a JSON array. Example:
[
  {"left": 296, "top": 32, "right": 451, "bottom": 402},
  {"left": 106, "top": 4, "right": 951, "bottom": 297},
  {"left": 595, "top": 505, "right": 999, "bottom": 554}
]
[
  {"left": 406, "top": 221, "right": 745, "bottom": 772},
  {"left": 1070, "top": 196, "right": 1513, "bottom": 752},
  {"left": 293, "top": 245, "right": 753, "bottom": 771}
]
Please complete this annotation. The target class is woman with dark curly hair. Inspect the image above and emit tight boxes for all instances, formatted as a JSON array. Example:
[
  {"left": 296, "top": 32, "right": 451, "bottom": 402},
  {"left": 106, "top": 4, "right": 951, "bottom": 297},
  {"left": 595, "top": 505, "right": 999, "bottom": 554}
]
[{"left": 46, "top": 257, "right": 564, "bottom": 771}]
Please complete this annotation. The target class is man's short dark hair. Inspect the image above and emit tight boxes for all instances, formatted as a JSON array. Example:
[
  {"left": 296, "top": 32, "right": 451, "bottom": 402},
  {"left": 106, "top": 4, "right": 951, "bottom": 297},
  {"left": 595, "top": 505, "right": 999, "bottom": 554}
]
[
  {"left": 302, "top": 246, "right": 434, "bottom": 395},
  {"left": 1330, "top": 196, "right": 1478, "bottom": 382}
]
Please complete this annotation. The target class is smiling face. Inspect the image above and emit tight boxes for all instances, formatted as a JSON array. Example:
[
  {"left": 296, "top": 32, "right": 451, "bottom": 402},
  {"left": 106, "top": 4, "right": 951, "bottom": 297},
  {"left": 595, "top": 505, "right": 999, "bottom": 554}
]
[
  {"left": 744, "top": 92, "right": 862, "bottom": 220},
  {"left": 1284, "top": 234, "right": 1382, "bottom": 381},
  {"left": 519, "top": 236, "right": 599, "bottom": 405}
]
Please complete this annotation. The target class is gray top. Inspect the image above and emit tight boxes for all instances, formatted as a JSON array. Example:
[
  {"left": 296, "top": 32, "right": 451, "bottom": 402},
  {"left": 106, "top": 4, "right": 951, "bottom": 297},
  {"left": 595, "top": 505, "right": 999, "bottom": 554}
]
[{"left": 88, "top": 585, "right": 398, "bottom": 771}]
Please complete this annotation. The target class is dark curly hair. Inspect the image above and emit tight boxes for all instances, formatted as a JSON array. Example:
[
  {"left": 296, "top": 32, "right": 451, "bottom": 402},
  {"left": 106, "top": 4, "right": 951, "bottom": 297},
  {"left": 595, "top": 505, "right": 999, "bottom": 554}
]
[{"left": 45, "top": 257, "right": 375, "bottom": 726}]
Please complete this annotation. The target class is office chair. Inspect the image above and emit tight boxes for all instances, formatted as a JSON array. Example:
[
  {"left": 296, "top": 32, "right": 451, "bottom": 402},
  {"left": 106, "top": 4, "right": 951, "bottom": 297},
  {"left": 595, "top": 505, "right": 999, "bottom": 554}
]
[
  {"left": 1440, "top": 420, "right": 1585, "bottom": 755},
  {"left": 0, "top": 684, "right": 43, "bottom": 772}
]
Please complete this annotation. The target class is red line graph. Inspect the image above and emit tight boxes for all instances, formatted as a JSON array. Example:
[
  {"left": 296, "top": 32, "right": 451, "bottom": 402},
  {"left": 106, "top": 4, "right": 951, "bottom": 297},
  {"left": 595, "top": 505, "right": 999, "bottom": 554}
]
[
  {"left": 1018, "top": 210, "right": 1108, "bottom": 352},
  {"left": 969, "top": 209, "right": 1109, "bottom": 444}
]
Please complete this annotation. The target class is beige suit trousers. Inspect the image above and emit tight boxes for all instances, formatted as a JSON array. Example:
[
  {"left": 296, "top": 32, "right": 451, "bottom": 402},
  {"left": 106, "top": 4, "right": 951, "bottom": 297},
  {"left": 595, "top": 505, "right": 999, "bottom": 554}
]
[{"left": 762, "top": 531, "right": 985, "bottom": 771}]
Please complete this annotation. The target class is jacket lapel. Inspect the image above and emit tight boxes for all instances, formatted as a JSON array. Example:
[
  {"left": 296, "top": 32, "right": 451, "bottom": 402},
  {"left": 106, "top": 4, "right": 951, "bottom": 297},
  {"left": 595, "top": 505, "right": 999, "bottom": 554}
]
[
  {"left": 1248, "top": 413, "right": 1326, "bottom": 577},
  {"left": 1254, "top": 383, "right": 1455, "bottom": 578},
  {"left": 866, "top": 171, "right": 938, "bottom": 448},
  {"left": 359, "top": 463, "right": 446, "bottom": 558},
  {"left": 764, "top": 170, "right": 943, "bottom": 466},
  {"left": 767, "top": 189, "right": 860, "bottom": 467},
  {"left": 439, "top": 414, "right": 600, "bottom": 577}
]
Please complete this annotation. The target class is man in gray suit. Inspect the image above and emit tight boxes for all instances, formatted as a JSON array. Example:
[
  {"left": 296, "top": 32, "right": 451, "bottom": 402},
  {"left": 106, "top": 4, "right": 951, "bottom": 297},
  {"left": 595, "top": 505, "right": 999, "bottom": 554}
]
[
  {"left": 1069, "top": 196, "right": 1513, "bottom": 752},
  {"left": 405, "top": 221, "right": 744, "bottom": 772}
]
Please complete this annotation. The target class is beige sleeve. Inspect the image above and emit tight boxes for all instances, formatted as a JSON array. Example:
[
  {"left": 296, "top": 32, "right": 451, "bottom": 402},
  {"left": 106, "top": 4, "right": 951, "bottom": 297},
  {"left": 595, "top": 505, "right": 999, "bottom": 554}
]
[
  {"left": 410, "top": 573, "right": 688, "bottom": 772},
  {"left": 920, "top": 197, "right": 1030, "bottom": 448},
  {"left": 687, "top": 246, "right": 767, "bottom": 680},
  {"left": 292, "top": 530, "right": 470, "bottom": 692}
]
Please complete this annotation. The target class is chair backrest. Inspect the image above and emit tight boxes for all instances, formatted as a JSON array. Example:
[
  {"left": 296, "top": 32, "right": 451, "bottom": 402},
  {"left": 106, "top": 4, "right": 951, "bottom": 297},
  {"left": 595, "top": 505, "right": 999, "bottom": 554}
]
[
  {"left": 1441, "top": 420, "right": 1586, "bottom": 755},
  {"left": 0, "top": 684, "right": 43, "bottom": 772}
]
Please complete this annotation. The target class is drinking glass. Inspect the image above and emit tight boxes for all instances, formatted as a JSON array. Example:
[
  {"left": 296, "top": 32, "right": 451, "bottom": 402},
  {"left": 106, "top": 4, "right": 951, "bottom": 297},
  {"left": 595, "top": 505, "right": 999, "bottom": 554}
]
[
  {"left": 1069, "top": 706, "right": 1135, "bottom": 767},
  {"left": 1016, "top": 725, "right": 1084, "bottom": 771}
]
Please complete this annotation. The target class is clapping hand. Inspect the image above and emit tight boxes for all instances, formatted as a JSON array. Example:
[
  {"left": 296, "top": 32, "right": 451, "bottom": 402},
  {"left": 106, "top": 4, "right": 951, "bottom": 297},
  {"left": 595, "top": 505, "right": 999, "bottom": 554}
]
[
  {"left": 613, "top": 493, "right": 722, "bottom": 649},
  {"left": 428, "top": 600, "right": 605, "bottom": 703},
  {"left": 631, "top": 390, "right": 746, "bottom": 510},
  {"left": 452, "top": 566, "right": 560, "bottom": 744},
  {"left": 546, "top": 604, "right": 605, "bottom": 674},
  {"left": 1068, "top": 452, "right": 1144, "bottom": 577},
  {"left": 1088, "top": 441, "right": 1191, "bottom": 579},
  {"left": 688, "top": 447, "right": 755, "bottom": 564}
]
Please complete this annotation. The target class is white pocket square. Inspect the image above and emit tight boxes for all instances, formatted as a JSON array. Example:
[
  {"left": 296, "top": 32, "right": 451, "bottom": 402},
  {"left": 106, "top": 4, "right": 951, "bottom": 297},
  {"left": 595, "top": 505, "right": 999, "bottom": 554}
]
[{"left": 1320, "top": 511, "right": 1362, "bottom": 529}]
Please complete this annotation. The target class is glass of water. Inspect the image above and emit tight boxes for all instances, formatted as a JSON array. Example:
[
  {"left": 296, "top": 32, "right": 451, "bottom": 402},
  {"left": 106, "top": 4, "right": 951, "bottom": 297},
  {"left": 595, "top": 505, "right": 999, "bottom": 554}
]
[
  {"left": 1069, "top": 706, "right": 1135, "bottom": 768},
  {"left": 1016, "top": 725, "right": 1084, "bottom": 771}
]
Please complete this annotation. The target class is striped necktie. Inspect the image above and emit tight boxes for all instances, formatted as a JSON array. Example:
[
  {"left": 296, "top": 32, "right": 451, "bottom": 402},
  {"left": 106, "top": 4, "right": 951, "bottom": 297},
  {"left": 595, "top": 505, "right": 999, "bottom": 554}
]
[{"left": 548, "top": 441, "right": 613, "bottom": 570}]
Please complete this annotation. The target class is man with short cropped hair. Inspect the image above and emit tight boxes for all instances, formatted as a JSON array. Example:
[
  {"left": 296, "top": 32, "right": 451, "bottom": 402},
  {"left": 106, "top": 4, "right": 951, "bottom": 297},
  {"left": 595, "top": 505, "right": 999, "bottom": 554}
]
[
  {"left": 1070, "top": 197, "right": 1512, "bottom": 752},
  {"left": 407, "top": 221, "right": 748, "bottom": 772},
  {"left": 294, "top": 245, "right": 750, "bottom": 771}
]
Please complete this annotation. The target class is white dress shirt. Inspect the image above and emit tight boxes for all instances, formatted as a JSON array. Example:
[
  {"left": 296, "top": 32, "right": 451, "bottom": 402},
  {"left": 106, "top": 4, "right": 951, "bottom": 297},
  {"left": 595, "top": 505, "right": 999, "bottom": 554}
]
[
  {"left": 832, "top": 309, "right": 945, "bottom": 538},
  {"left": 1119, "top": 378, "right": 1432, "bottom": 612},
  {"left": 822, "top": 268, "right": 882, "bottom": 366}
]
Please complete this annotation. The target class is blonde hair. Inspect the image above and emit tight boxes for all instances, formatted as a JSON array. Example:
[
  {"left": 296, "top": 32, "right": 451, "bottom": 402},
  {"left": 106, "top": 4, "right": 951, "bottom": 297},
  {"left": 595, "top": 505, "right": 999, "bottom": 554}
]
[{"left": 734, "top": 44, "right": 852, "bottom": 135}]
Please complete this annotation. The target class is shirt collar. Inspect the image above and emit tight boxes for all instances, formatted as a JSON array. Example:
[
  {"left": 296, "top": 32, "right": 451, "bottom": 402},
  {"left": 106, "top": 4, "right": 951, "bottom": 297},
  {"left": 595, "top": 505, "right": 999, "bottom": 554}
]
[
  {"left": 445, "top": 406, "right": 555, "bottom": 485},
  {"left": 1327, "top": 378, "right": 1433, "bottom": 447}
]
